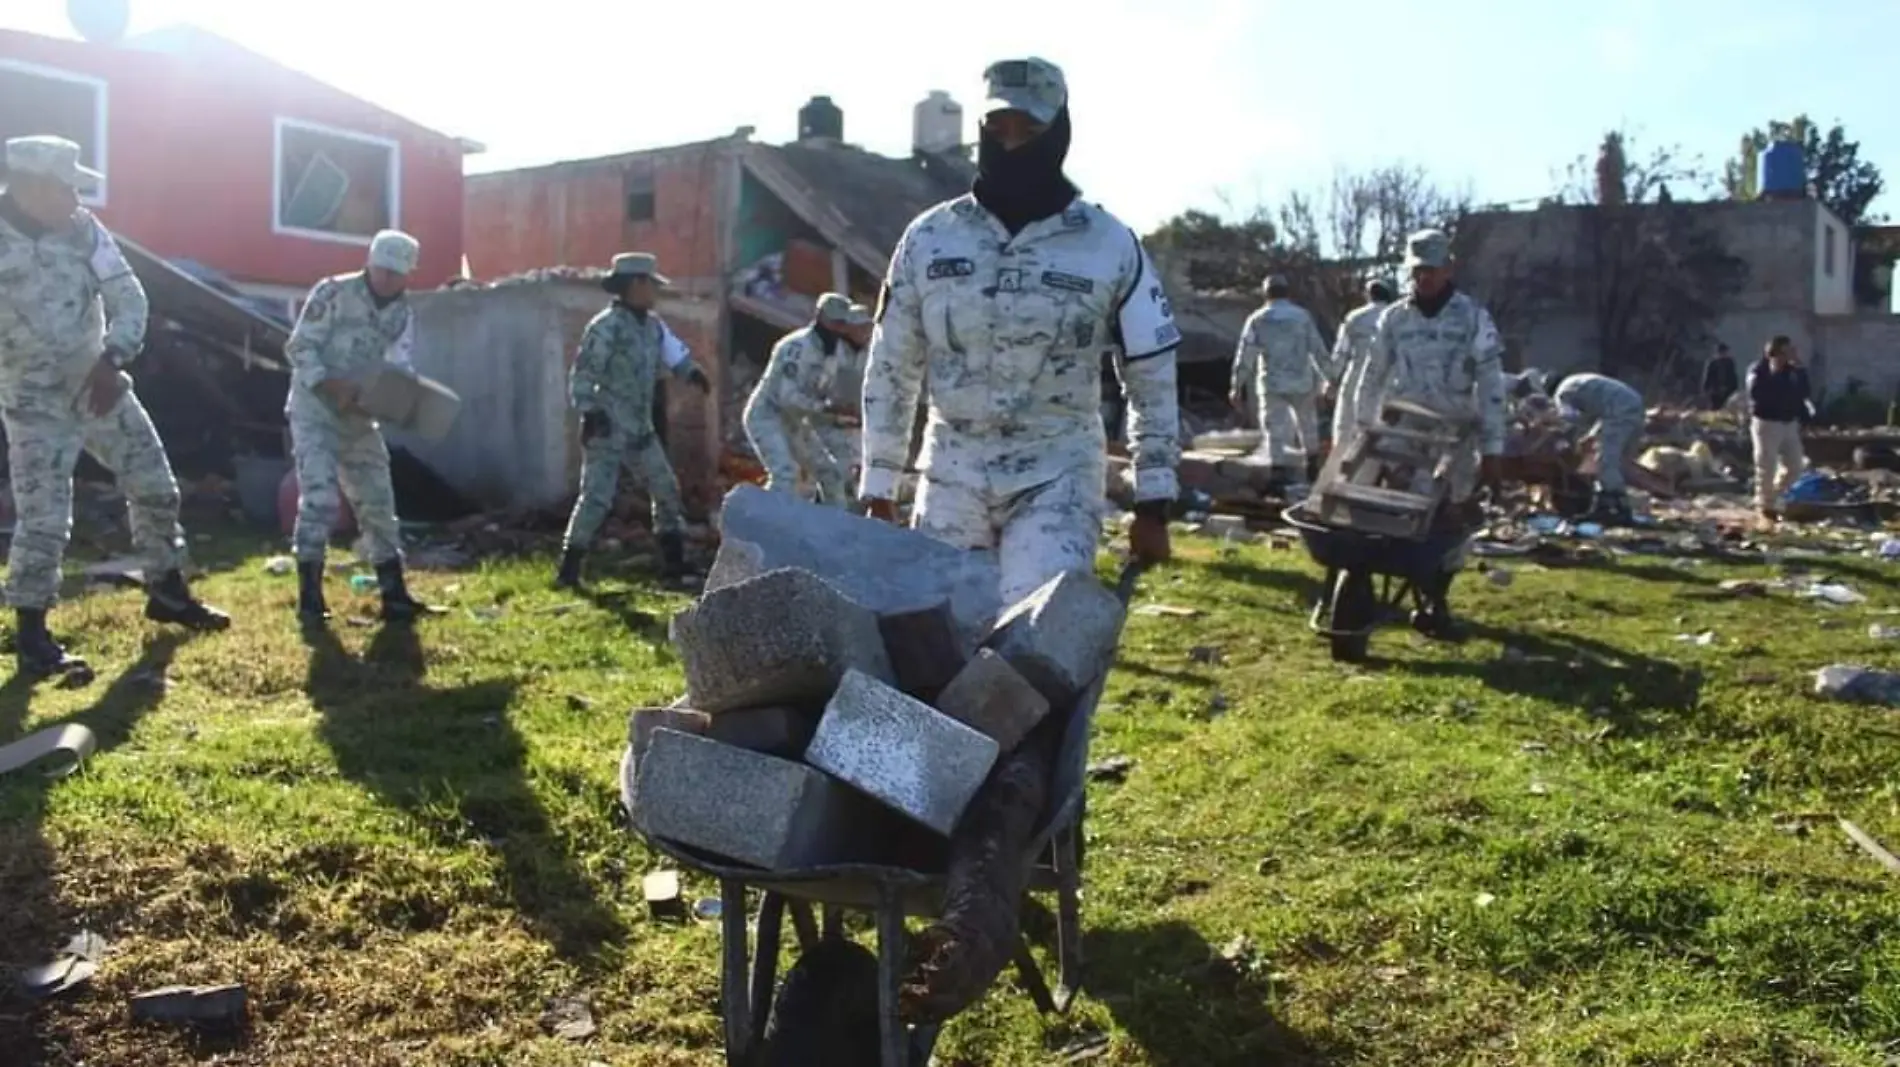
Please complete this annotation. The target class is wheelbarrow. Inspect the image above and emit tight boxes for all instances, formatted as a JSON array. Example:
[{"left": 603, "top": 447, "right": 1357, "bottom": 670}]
[
  {"left": 622, "top": 561, "right": 1144, "bottom": 1066},
  {"left": 1283, "top": 504, "right": 1472, "bottom": 663}
]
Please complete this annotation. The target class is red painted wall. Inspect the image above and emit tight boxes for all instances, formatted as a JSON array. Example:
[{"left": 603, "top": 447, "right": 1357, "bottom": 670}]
[
  {"left": 463, "top": 143, "right": 727, "bottom": 282},
  {"left": 0, "top": 29, "right": 465, "bottom": 290}
]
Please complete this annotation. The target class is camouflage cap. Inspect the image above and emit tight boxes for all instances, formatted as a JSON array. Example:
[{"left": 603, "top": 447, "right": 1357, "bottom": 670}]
[
  {"left": 604, "top": 251, "right": 670, "bottom": 291},
  {"left": 1403, "top": 228, "right": 1452, "bottom": 270},
  {"left": 367, "top": 229, "right": 421, "bottom": 274},
  {"left": 844, "top": 302, "right": 873, "bottom": 326},
  {"left": 982, "top": 57, "right": 1067, "bottom": 126},
  {"left": 3, "top": 135, "right": 101, "bottom": 193},
  {"left": 815, "top": 292, "right": 854, "bottom": 323}
]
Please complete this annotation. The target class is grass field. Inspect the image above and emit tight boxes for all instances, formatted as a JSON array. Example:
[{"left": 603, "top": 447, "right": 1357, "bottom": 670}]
[{"left": 1, "top": 527, "right": 1897, "bottom": 1066}]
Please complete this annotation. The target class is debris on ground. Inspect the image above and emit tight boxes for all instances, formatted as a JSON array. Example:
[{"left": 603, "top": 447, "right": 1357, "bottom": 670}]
[
  {"left": 539, "top": 995, "right": 598, "bottom": 1042},
  {"left": 129, "top": 982, "right": 247, "bottom": 1026},
  {"left": 19, "top": 930, "right": 108, "bottom": 998},
  {"left": 1814, "top": 665, "right": 1900, "bottom": 706},
  {"left": 1086, "top": 756, "right": 1136, "bottom": 783}
]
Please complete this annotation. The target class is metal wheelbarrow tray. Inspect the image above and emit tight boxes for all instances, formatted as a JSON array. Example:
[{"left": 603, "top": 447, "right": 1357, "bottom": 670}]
[
  {"left": 622, "top": 563, "right": 1140, "bottom": 1067},
  {"left": 1283, "top": 504, "right": 1472, "bottom": 663}
]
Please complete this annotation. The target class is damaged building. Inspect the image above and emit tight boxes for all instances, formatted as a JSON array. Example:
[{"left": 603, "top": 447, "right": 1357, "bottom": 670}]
[{"left": 447, "top": 93, "right": 973, "bottom": 511}]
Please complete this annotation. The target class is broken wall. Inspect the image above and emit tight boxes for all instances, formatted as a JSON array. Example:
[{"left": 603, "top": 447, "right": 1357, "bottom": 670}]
[{"left": 403, "top": 281, "right": 725, "bottom": 513}]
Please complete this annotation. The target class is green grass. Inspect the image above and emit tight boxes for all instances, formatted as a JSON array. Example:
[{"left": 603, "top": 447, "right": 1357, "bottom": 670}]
[{"left": 2, "top": 528, "right": 1898, "bottom": 1066}]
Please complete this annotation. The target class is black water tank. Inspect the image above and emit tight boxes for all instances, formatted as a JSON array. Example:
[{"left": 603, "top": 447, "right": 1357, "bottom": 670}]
[{"left": 798, "top": 96, "right": 843, "bottom": 141}]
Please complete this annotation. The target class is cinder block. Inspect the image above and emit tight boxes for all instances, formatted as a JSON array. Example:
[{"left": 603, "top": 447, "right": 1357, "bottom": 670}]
[
  {"left": 628, "top": 706, "right": 713, "bottom": 761},
  {"left": 717, "top": 484, "right": 1003, "bottom": 651},
  {"left": 353, "top": 365, "right": 462, "bottom": 441},
  {"left": 669, "top": 568, "right": 895, "bottom": 712},
  {"left": 636, "top": 729, "right": 880, "bottom": 870},
  {"left": 705, "top": 537, "right": 766, "bottom": 592},
  {"left": 932, "top": 648, "right": 1051, "bottom": 753},
  {"left": 878, "top": 601, "right": 968, "bottom": 699},
  {"left": 706, "top": 704, "right": 818, "bottom": 759},
  {"left": 984, "top": 570, "right": 1125, "bottom": 706},
  {"left": 805, "top": 669, "right": 1000, "bottom": 835}
]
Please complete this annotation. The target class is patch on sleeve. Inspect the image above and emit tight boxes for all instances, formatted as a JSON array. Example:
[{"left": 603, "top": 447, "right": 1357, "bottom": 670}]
[{"left": 925, "top": 257, "right": 976, "bottom": 280}]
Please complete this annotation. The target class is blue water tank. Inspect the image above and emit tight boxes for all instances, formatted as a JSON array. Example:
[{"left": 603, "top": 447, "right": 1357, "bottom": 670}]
[{"left": 1759, "top": 140, "right": 1806, "bottom": 199}]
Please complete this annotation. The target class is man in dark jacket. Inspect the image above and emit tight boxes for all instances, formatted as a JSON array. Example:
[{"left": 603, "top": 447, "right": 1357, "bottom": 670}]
[
  {"left": 1702, "top": 342, "right": 1739, "bottom": 411},
  {"left": 1747, "top": 335, "right": 1813, "bottom": 520}
]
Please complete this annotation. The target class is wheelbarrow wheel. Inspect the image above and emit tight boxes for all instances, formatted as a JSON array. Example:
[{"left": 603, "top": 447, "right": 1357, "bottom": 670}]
[{"left": 1328, "top": 569, "right": 1374, "bottom": 663}]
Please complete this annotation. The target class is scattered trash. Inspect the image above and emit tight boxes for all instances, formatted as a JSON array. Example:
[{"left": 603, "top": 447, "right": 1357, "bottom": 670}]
[
  {"left": 1870, "top": 625, "right": 1900, "bottom": 641},
  {"left": 1803, "top": 582, "right": 1867, "bottom": 606},
  {"left": 130, "top": 982, "right": 247, "bottom": 1026},
  {"left": 539, "top": 995, "right": 598, "bottom": 1042},
  {"left": 1528, "top": 781, "right": 1550, "bottom": 796},
  {"left": 566, "top": 694, "right": 593, "bottom": 712},
  {"left": 1474, "top": 891, "right": 1497, "bottom": 908},
  {"left": 1486, "top": 568, "right": 1515, "bottom": 588},
  {"left": 643, "top": 870, "right": 685, "bottom": 921},
  {"left": 1674, "top": 631, "right": 1718, "bottom": 646},
  {"left": 347, "top": 574, "right": 378, "bottom": 595},
  {"left": 1133, "top": 603, "right": 1201, "bottom": 618},
  {"left": 262, "top": 555, "right": 294, "bottom": 576},
  {"left": 1086, "top": 756, "right": 1136, "bottom": 783},
  {"left": 1717, "top": 579, "right": 1768, "bottom": 597},
  {"left": 19, "top": 930, "right": 107, "bottom": 998},
  {"left": 1519, "top": 741, "right": 1550, "bottom": 753},
  {"left": 1814, "top": 665, "right": 1900, "bottom": 706},
  {"left": 692, "top": 897, "right": 723, "bottom": 922}
]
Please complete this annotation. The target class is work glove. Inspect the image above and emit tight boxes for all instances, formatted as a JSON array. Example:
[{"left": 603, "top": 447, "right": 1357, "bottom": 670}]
[{"left": 581, "top": 410, "right": 611, "bottom": 442}]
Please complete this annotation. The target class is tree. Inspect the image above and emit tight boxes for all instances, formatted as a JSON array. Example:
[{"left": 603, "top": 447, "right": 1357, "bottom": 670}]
[
  {"left": 1553, "top": 132, "right": 1749, "bottom": 388},
  {"left": 1145, "top": 164, "right": 1471, "bottom": 332},
  {"left": 1722, "top": 116, "right": 1886, "bottom": 227}
]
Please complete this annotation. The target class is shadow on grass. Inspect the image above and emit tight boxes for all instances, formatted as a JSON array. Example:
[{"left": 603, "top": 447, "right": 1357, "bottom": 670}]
[
  {"left": 578, "top": 586, "right": 670, "bottom": 644},
  {"left": 1204, "top": 559, "right": 1326, "bottom": 613},
  {"left": 303, "top": 621, "right": 625, "bottom": 962},
  {"left": 1076, "top": 921, "right": 1334, "bottom": 1066},
  {"left": 0, "top": 636, "right": 190, "bottom": 1066}
]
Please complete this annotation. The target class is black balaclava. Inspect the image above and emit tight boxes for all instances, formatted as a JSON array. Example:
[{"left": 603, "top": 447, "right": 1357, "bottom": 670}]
[
  {"left": 972, "top": 105, "right": 1078, "bottom": 236},
  {"left": 812, "top": 320, "right": 841, "bottom": 356}
]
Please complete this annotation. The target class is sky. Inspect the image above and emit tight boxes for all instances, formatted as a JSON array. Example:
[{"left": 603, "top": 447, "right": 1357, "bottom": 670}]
[{"left": 4, "top": 0, "right": 1895, "bottom": 234}]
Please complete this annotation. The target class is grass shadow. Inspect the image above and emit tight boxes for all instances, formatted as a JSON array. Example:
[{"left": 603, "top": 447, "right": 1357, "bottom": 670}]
[
  {"left": 303, "top": 622, "right": 626, "bottom": 962},
  {"left": 1080, "top": 921, "right": 1334, "bottom": 1066},
  {"left": 578, "top": 586, "right": 669, "bottom": 643},
  {"left": 1204, "top": 559, "right": 1326, "bottom": 612},
  {"left": 0, "top": 637, "right": 186, "bottom": 1066}
]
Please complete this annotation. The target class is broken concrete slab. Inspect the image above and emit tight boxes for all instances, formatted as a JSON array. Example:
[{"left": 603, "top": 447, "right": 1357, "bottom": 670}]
[
  {"left": 717, "top": 484, "right": 1003, "bottom": 652},
  {"left": 636, "top": 728, "right": 883, "bottom": 870},
  {"left": 805, "top": 669, "right": 1000, "bottom": 835},
  {"left": 932, "top": 648, "right": 1051, "bottom": 753},
  {"left": 879, "top": 601, "right": 968, "bottom": 700},
  {"left": 984, "top": 570, "right": 1125, "bottom": 707},
  {"left": 670, "top": 568, "right": 894, "bottom": 712},
  {"left": 705, "top": 536, "right": 767, "bottom": 592},
  {"left": 129, "top": 983, "right": 247, "bottom": 1026}
]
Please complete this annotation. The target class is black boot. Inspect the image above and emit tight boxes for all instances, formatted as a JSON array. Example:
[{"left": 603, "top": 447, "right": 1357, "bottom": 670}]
[
  {"left": 657, "top": 532, "right": 688, "bottom": 578},
  {"left": 144, "top": 569, "right": 232, "bottom": 631},
  {"left": 375, "top": 559, "right": 436, "bottom": 623},
  {"left": 14, "top": 608, "right": 86, "bottom": 680},
  {"left": 554, "top": 545, "right": 585, "bottom": 589},
  {"left": 297, "top": 562, "right": 330, "bottom": 622}
]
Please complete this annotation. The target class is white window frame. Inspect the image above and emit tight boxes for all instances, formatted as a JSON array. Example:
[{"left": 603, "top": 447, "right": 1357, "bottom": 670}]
[
  {"left": 0, "top": 59, "right": 110, "bottom": 208},
  {"left": 271, "top": 116, "right": 402, "bottom": 246}
]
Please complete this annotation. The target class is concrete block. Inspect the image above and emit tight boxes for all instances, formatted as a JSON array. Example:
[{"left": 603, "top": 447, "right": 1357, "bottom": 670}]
[
  {"left": 670, "top": 568, "right": 894, "bottom": 712},
  {"left": 984, "top": 570, "right": 1125, "bottom": 706},
  {"left": 636, "top": 728, "right": 880, "bottom": 870},
  {"left": 717, "top": 484, "right": 1002, "bottom": 652},
  {"left": 932, "top": 648, "right": 1051, "bottom": 753},
  {"left": 878, "top": 601, "right": 968, "bottom": 699},
  {"left": 353, "top": 364, "right": 462, "bottom": 441},
  {"left": 705, "top": 704, "right": 818, "bottom": 759},
  {"left": 628, "top": 706, "right": 713, "bottom": 762},
  {"left": 805, "top": 669, "right": 1000, "bottom": 835},
  {"left": 705, "top": 536, "right": 766, "bottom": 592}
]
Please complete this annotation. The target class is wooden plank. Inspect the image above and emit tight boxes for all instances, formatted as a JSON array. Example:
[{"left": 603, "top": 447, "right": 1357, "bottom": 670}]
[{"left": 1324, "top": 482, "right": 1435, "bottom": 512}]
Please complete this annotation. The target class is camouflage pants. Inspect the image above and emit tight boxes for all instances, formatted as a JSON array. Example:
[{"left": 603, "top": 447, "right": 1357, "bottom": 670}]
[
  {"left": 3, "top": 389, "right": 186, "bottom": 609},
  {"left": 745, "top": 408, "right": 850, "bottom": 507},
  {"left": 1332, "top": 359, "right": 1370, "bottom": 446},
  {"left": 290, "top": 408, "right": 402, "bottom": 565},
  {"left": 564, "top": 427, "right": 682, "bottom": 551},
  {"left": 1259, "top": 393, "right": 1320, "bottom": 467},
  {"left": 914, "top": 464, "right": 1103, "bottom": 606},
  {"left": 1591, "top": 411, "right": 1645, "bottom": 493}
]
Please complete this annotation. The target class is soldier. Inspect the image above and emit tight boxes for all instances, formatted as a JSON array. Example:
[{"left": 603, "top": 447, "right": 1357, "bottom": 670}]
[
  {"left": 284, "top": 228, "right": 437, "bottom": 624},
  {"left": 860, "top": 56, "right": 1179, "bottom": 605},
  {"left": 1349, "top": 228, "right": 1506, "bottom": 639},
  {"left": 0, "top": 134, "right": 229, "bottom": 679},
  {"left": 1328, "top": 278, "right": 1395, "bottom": 446},
  {"left": 1231, "top": 274, "right": 1331, "bottom": 488},
  {"left": 743, "top": 293, "right": 870, "bottom": 507},
  {"left": 1547, "top": 371, "right": 1647, "bottom": 525},
  {"left": 555, "top": 252, "right": 712, "bottom": 588}
]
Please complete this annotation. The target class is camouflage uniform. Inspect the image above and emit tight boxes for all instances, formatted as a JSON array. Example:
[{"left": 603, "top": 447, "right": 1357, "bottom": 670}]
[
  {"left": 863, "top": 181, "right": 1180, "bottom": 604},
  {"left": 1552, "top": 372, "right": 1645, "bottom": 494},
  {"left": 1233, "top": 294, "right": 1330, "bottom": 471},
  {"left": 743, "top": 295, "right": 866, "bottom": 507},
  {"left": 284, "top": 269, "right": 414, "bottom": 566},
  {"left": 562, "top": 286, "right": 705, "bottom": 552},
  {"left": 1349, "top": 248, "right": 1506, "bottom": 506},
  {"left": 1329, "top": 296, "right": 1392, "bottom": 445},
  {"left": 0, "top": 148, "right": 183, "bottom": 610}
]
